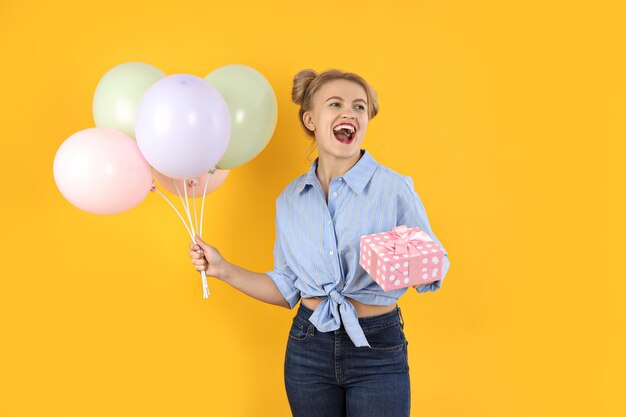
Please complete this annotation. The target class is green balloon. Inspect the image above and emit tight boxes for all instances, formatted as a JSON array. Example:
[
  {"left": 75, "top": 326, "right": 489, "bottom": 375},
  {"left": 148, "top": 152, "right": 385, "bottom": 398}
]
[
  {"left": 205, "top": 65, "right": 278, "bottom": 169},
  {"left": 93, "top": 62, "right": 165, "bottom": 139}
]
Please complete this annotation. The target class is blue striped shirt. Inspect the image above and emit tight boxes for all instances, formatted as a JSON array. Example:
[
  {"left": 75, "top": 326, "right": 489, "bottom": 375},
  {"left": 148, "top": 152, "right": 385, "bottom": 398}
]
[{"left": 266, "top": 149, "right": 450, "bottom": 348}]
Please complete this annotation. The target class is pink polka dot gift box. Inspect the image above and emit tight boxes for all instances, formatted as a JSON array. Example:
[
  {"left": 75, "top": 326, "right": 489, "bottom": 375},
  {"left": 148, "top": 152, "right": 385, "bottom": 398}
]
[{"left": 359, "top": 225, "right": 444, "bottom": 291}]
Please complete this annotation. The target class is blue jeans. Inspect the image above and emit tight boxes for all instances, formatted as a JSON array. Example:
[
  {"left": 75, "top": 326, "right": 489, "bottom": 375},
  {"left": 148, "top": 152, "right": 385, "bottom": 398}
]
[{"left": 284, "top": 302, "right": 411, "bottom": 417}]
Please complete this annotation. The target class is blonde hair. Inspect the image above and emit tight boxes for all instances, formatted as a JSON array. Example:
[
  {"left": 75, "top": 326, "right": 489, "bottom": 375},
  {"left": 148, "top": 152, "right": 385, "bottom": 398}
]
[{"left": 291, "top": 68, "right": 379, "bottom": 160}]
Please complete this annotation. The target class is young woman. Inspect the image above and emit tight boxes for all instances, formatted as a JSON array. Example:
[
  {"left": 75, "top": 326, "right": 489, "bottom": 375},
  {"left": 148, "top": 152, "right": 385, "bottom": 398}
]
[{"left": 189, "top": 68, "right": 450, "bottom": 417}]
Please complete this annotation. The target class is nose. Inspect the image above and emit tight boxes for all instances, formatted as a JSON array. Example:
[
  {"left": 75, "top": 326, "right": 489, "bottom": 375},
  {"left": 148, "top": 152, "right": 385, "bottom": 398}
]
[{"left": 341, "top": 110, "right": 356, "bottom": 119}]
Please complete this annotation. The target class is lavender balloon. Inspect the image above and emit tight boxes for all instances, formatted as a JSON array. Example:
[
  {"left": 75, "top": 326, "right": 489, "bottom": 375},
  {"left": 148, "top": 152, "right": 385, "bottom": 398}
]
[{"left": 135, "top": 74, "right": 231, "bottom": 179}]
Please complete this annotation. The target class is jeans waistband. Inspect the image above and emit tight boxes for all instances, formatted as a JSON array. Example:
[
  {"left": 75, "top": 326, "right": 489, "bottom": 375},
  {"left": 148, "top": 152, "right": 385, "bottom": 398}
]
[{"left": 295, "top": 300, "right": 404, "bottom": 331}]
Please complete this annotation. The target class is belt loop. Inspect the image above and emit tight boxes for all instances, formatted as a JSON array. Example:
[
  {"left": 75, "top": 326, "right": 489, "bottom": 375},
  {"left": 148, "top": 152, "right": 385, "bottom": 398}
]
[{"left": 398, "top": 306, "right": 405, "bottom": 328}]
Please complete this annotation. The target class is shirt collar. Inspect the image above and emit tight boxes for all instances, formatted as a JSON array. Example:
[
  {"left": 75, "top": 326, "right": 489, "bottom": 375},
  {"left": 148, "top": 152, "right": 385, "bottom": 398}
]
[{"left": 294, "top": 149, "right": 378, "bottom": 196}]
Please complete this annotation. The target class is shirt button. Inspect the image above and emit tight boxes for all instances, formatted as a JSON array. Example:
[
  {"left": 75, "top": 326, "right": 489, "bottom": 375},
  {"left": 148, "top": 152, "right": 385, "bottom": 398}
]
[
  {"left": 329, "top": 250, "right": 334, "bottom": 256},
  {"left": 333, "top": 192, "right": 338, "bottom": 197},
  {"left": 328, "top": 220, "right": 332, "bottom": 225}
]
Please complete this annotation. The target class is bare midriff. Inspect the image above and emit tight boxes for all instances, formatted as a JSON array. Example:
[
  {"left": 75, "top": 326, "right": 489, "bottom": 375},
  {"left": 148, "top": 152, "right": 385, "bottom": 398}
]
[{"left": 301, "top": 296, "right": 397, "bottom": 318}]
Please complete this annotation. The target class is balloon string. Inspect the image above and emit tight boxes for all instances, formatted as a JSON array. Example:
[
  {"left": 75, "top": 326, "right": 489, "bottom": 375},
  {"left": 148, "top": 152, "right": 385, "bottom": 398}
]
[
  {"left": 192, "top": 186, "right": 199, "bottom": 236},
  {"left": 182, "top": 178, "right": 197, "bottom": 238},
  {"left": 200, "top": 167, "right": 216, "bottom": 237},
  {"left": 171, "top": 178, "right": 209, "bottom": 298},
  {"left": 198, "top": 169, "right": 215, "bottom": 299},
  {"left": 153, "top": 186, "right": 193, "bottom": 240},
  {"left": 190, "top": 182, "right": 209, "bottom": 299},
  {"left": 173, "top": 179, "right": 195, "bottom": 237},
  {"left": 198, "top": 168, "right": 216, "bottom": 297}
]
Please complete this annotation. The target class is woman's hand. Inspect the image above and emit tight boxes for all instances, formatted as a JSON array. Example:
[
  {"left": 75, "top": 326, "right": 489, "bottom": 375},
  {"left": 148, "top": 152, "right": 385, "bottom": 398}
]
[{"left": 188, "top": 235, "right": 229, "bottom": 281}]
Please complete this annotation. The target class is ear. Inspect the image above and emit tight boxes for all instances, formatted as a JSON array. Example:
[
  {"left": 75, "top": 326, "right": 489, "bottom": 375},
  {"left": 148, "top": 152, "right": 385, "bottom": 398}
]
[{"left": 302, "top": 111, "right": 315, "bottom": 132}]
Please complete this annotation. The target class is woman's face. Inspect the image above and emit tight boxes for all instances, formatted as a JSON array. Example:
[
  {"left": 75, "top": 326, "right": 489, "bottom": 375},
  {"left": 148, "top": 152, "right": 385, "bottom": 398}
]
[{"left": 303, "top": 79, "right": 369, "bottom": 160}]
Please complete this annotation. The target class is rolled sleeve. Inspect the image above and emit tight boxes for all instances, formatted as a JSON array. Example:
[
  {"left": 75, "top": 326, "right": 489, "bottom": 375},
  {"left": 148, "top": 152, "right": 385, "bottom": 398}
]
[
  {"left": 397, "top": 175, "right": 451, "bottom": 293},
  {"left": 265, "top": 206, "right": 301, "bottom": 309}
]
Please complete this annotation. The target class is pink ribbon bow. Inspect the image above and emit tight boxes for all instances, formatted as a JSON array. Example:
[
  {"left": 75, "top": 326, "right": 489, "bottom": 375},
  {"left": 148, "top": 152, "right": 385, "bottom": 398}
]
[{"left": 382, "top": 225, "right": 434, "bottom": 255}]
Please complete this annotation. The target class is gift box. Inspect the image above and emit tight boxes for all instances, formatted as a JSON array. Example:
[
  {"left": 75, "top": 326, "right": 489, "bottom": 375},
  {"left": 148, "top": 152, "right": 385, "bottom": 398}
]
[{"left": 359, "top": 225, "right": 444, "bottom": 291}]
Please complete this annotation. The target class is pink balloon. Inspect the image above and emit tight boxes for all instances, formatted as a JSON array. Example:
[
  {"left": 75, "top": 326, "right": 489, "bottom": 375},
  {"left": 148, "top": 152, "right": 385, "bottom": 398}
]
[
  {"left": 152, "top": 168, "right": 230, "bottom": 198},
  {"left": 53, "top": 128, "right": 153, "bottom": 215}
]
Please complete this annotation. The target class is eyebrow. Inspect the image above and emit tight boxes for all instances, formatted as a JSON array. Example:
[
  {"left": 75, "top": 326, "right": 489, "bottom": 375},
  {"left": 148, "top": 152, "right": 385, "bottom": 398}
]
[{"left": 325, "top": 96, "right": 368, "bottom": 104}]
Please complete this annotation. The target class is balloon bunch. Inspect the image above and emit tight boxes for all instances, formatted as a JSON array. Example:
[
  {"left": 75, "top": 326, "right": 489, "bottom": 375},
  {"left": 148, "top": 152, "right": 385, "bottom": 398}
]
[{"left": 53, "top": 62, "right": 278, "bottom": 298}]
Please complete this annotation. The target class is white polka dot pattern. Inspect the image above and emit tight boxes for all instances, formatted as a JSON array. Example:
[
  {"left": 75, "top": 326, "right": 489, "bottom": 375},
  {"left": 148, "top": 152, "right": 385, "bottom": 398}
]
[{"left": 358, "top": 225, "right": 444, "bottom": 291}]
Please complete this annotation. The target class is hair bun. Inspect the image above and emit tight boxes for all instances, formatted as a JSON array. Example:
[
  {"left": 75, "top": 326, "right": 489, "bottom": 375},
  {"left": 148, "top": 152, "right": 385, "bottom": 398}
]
[{"left": 292, "top": 69, "right": 317, "bottom": 105}]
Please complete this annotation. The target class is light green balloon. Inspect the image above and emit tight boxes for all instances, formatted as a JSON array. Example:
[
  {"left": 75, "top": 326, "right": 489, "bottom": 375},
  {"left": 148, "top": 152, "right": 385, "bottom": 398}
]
[
  {"left": 205, "top": 65, "right": 278, "bottom": 169},
  {"left": 93, "top": 62, "right": 165, "bottom": 139}
]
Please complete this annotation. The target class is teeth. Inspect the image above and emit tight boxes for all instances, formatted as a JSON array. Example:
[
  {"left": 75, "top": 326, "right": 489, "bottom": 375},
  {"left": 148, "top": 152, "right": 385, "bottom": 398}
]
[{"left": 333, "top": 124, "right": 355, "bottom": 133}]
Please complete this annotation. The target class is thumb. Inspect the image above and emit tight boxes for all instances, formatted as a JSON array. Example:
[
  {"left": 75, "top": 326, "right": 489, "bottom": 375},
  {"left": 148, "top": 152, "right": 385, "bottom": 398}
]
[{"left": 194, "top": 234, "right": 208, "bottom": 249}]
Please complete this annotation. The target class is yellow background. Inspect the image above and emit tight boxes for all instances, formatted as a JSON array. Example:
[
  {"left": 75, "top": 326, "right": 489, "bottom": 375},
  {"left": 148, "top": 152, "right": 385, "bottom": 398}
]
[{"left": 1, "top": 0, "right": 624, "bottom": 416}]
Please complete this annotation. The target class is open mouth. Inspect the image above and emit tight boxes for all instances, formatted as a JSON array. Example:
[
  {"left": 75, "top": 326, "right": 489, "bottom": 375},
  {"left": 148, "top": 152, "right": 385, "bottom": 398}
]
[{"left": 333, "top": 124, "right": 356, "bottom": 144}]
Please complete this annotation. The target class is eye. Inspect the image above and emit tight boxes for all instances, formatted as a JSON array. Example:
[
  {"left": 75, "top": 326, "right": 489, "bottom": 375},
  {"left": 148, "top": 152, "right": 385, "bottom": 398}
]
[{"left": 330, "top": 102, "right": 366, "bottom": 110}]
